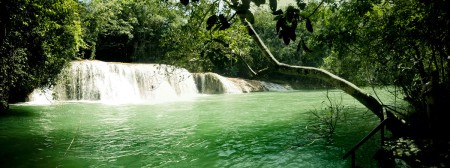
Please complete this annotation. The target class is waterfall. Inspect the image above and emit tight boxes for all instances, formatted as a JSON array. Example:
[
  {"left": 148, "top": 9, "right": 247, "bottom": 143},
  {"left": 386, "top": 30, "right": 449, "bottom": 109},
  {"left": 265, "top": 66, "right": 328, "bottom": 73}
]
[
  {"left": 193, "top": 73, "right": 243, "bottom": 94},
  {"left": 260, "top": 81, "right": 293, "bottom": 91},
  {"left": 193, "top": 73, "right": 292, "bottom": 94},
  {"left": 29, "top": 60, "right": 198, "bottom": 104},
  {"left": 27, "top": 60, "right": 292, "bottom": 104}
]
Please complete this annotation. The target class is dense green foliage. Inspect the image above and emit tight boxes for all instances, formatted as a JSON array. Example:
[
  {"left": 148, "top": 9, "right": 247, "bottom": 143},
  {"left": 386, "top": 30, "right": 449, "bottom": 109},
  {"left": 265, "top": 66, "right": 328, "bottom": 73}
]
[
  {"left": 1, "top": 0, "right": 449, "bottom": 139},
  {"left": 194, "top": 0, "right": 449, "bottom": 134},
  {"left": 1, "top": 1, "right": 448, "bottom": 166},
  {"left": 77, "top": 0, "right": 184, "bottom": 62},
  {"left": 181, "top": 0, "right": 449, "bottom": 140},
  {"left": 76, "top": 0, "right": 253, "bottom": 77},
  {"left": 307, "top": 0, "right": 449, "bottom": 135},
  {"left": 0, "top": 0, "right": 82, "bottom": 111}
]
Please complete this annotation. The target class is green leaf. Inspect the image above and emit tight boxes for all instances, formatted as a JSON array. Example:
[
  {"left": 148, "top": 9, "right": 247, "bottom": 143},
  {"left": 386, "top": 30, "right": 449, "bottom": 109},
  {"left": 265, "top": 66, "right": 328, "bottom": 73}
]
[
  {"left": 218, "top": 14, "right": 230, "bottom": 30},
  {"left": 289, "top": 28, "right": 296, "bottom": 41},
  {"left": 301, "top": 39, "right": 312, "bottom": 52},
  {"left": 273, "top": 15, "right": 281, "bottom": 21},
  {"left": 292, "top": 18, "right": 298, "bottom": 30},
  {"left": 286, "top": 6, "right": 300, "bottom": 22},
  {"left": 200, "top": 50, "right": 206, "bottom": 58},
  {"left": 213, "top": 39, "right": 229, "bottom": 47},
  {"left": 283, "top": 31, "right": 291, "bottom": 45},
  {"left": 206, "top": 15, "right": 218, "bottom": 30},
  {"left": 298, "top": 2, "right": 306, "bottom": 10},
  {"left": 272, "top": 9, "right": 283, "bottom": 15},
  {"left": 270, "top": 0, "right": 277, "bottom": 12},
  {"left": 276, "top": 17, "right": 285, "bottom": 33},
  {"left": 241, "top": 0, "right": 251, "bottom": 9},
  {"left": 244, "top": 10, "right": 255, "bottom": 24},
  {"left": 278, "top": 29, "right": 284, "bottom": 39},
  {"left": 252, "top": 0, "right": 265, "bottom": 6},
  {"left": 306, "top": 18, "right": 313, "bottom": 32},
  {"left": 180, "top": 0, "right": 189, "bottom": 6}
]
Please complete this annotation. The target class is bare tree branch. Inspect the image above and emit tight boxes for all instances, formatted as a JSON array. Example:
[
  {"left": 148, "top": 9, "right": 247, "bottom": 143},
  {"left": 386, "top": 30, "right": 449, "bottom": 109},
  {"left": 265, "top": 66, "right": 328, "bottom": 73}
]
[{"left": 238, "top": 15, "right": 384, "bottom": 120}]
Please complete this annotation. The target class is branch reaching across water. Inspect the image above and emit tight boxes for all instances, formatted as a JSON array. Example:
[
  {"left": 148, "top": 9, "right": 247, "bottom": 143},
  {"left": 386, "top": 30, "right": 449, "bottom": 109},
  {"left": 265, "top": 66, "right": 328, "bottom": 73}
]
[{"left": 237, "top": 15, "right": 385, "bottom": 120}]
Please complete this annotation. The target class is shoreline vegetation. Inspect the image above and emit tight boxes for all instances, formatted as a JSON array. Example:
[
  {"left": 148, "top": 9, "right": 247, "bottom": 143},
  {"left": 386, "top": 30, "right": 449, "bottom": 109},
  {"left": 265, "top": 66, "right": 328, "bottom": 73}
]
[{"left": 1, "top": 0, "right": 449, "bottom": 167}]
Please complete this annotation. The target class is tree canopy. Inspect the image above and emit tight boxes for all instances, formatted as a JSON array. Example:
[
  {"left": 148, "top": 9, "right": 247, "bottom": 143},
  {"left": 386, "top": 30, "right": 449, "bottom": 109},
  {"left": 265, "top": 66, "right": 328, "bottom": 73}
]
[
  {"left": 1, "top": 0, "right": 82, "bottom": 111},
  {"left": 178, "top": 0, "right": 449, "bottom": 140},
  {"left": 1, "top": 0, "right": 449, "bottom": 140}
]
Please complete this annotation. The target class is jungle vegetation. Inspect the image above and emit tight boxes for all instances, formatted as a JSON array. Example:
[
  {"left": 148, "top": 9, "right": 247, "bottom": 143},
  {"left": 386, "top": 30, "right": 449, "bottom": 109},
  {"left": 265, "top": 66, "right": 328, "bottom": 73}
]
[{"left": 1, "top": 0, "right": 449, "bottom": 159}]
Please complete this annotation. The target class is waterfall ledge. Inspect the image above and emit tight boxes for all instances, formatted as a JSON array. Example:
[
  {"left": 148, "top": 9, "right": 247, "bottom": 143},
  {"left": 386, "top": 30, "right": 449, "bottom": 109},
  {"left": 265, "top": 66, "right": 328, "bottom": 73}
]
[{"left": 27, "top": 60, "right": 291, "bottom": 104}]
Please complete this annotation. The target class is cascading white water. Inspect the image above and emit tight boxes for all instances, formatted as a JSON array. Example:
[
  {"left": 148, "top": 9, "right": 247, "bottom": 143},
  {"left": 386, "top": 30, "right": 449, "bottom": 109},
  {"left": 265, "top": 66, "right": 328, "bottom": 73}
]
[
  {"left": 27, "top": 60, "right": 292, "bottom": 104},
  {"left": 29, "top": 60, "right": 199, "bottom": 104},
  {"left": 193, "top": 73, "right": 292, "bottom": 94},
  {"left": 260, "top": 81, "right": 293, "bottom": 91},
  {"left": 193, "top": 73, "right": 243, "bottom": 94}
]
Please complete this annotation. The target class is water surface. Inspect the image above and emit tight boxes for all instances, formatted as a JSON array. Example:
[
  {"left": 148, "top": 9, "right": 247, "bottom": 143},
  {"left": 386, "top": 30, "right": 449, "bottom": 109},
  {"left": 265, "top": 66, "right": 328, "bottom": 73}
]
[{"left": 0, "top": 91, "right": 383, "bottom": 167}]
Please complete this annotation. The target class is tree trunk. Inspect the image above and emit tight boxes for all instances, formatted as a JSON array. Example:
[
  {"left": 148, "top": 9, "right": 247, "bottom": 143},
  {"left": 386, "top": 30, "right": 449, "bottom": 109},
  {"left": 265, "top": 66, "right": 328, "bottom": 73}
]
[{"left": 239, "top": 16, "right": 384, "bottom": 120}]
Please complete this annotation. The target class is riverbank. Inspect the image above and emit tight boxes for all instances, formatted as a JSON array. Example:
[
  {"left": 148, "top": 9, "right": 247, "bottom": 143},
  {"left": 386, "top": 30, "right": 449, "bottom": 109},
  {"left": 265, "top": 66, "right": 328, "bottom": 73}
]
[{"left": 378, "top": 137, "right": 450, "bottom": 167}]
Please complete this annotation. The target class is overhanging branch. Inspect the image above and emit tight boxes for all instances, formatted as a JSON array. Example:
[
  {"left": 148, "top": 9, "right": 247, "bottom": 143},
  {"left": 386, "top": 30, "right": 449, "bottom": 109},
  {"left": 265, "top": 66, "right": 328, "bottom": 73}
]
[{"left": 238, "top": 15, "right": 384, "bottom": 119}]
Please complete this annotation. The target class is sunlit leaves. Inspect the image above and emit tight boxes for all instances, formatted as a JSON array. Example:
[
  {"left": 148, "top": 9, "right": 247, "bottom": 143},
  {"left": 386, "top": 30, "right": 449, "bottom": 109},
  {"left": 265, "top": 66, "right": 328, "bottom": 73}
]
[
  {"left": 301, "top": 39, "right": 312, "bottom": 52},
  {"left": 183, "top": 0, "right": 315, "bottom": 53},
  {"left": 1, "top": 0, "right": 82, "bottom": 107},
  {"left": 212, "top": 38, "right": 230, "bottom": 47}
]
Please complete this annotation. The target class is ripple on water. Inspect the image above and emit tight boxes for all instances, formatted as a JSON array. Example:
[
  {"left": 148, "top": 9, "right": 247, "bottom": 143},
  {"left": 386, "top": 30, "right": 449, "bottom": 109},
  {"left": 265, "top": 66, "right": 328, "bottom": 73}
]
[{"left": 2, "top": 92, "right": 384, "bottom": 167}]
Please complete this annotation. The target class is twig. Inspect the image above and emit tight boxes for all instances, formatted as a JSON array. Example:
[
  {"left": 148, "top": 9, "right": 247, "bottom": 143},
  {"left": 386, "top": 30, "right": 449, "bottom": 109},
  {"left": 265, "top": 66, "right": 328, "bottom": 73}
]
[
  {"left": 64, "top": 137, "right": 76, "bottom": 156},
  {"left": 305, "top": 138, "right": 319, "bottom": 146},
  {"left": 64, "top": 120, "right": 81, "bottom": 156},
  {"left": 307, "top": 0, "right": 325, "bottom": 18}
]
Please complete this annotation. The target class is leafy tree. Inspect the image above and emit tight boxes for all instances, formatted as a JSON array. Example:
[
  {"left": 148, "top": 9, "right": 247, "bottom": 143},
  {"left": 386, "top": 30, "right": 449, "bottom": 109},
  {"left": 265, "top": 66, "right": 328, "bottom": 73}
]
[
  {"left": 0, "top": 0, "right": 82, "bottom": 111},
  {"left": 181, "top": 0, "right": 385, "bottom": 122},
  {"left": 78, "top": 0, "right": 187, "bottom": 63},
  {"left": 160, "top": 0, "right": 255, "bottom": 77},
  {"left": 179, "top": 0, "right": 449, "bottom": 140},
  {"left": 249, "top": 8, "right": 329, "bottom": 78},
  {"left": 309, "top": 0, "right": 449, "bottom": 137},
  {"left": 128, "top": 1, "right": 183, "bottom": 62},
  {"left": 77, "top": 0, "right": 136, "bottom": 62},
  {"left": 78, "top": 0, "right": 256, "bottom": 77}
]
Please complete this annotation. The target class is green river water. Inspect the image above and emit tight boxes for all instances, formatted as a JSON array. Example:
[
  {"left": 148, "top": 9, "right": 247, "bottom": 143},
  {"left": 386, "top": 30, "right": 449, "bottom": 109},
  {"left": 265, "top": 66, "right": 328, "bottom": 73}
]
[{"left": 0, "top": 91, "right": 384, "bottom": 167}]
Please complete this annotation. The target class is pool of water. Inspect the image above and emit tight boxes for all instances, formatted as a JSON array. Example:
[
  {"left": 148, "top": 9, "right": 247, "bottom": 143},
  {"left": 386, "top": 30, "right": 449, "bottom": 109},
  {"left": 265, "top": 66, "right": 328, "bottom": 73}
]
[{"left": 0, "top": 91, "right": 383, "bottom": 167}]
